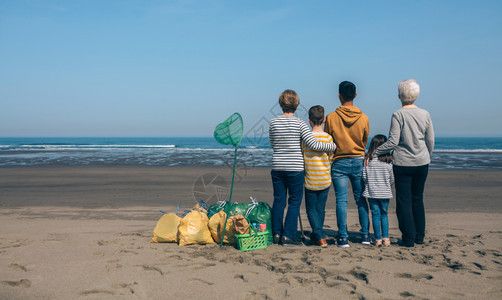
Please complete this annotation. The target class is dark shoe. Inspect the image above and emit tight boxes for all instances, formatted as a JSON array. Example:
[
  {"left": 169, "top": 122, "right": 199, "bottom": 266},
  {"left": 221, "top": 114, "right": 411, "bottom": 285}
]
[
  {"left": 318, "top": 238, "right": 328, "bottom": 248},
  {"left": 336, "top": 237, "right": 350, "bottom": 248},
  {"left": 415, "top": 240, "right": 424, "bottom": 245},
  {"left": 361, "top": 234, "right": 371, "bottom": 245},
  {"left": 398, "top": 239, "right": 414, "bottom": 247},
  {"left": 273, "top": 234, "right": 281, "bottom": 245},
  {"left": 280, "top": 236, "right": 302, "bottom": 247}
]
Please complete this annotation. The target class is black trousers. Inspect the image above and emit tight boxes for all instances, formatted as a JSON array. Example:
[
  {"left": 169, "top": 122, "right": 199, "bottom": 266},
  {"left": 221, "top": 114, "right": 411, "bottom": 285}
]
[{"left": 393, "top": 164, "right": 429, "bottom": 247}]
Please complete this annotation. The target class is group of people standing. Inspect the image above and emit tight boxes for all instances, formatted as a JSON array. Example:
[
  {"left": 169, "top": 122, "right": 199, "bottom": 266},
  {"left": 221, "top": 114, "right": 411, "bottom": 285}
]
[{"left": 269, "top": 79, "right": 434, "bottom": 248}]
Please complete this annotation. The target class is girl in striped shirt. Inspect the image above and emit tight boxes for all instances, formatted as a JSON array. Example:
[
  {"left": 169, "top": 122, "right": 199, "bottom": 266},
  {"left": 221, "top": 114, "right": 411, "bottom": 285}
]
[
  {"left": 269, "top": 90, "right": 336, "bottom": 246},
  {"left": 363, "top": 135, "right": 394, "bottom": 246}
]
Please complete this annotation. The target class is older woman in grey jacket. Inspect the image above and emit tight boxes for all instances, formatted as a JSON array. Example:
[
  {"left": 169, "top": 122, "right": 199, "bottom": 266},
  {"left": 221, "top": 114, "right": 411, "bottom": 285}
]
[{"left": 375, "top": 79, "right": 434, "bottom": 247}]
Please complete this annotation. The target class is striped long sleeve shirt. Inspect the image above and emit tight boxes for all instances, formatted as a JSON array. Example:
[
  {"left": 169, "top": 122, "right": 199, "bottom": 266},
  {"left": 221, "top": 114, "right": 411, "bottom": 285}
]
[
  {"left": 302, "top": 132, "right": 334, "bottom": 190},
  {"left": 269, "top": 116, "right": 336, "bottom": 171},
  {"left": 362, "top": 159, "right": 394, "bottom": 199}
]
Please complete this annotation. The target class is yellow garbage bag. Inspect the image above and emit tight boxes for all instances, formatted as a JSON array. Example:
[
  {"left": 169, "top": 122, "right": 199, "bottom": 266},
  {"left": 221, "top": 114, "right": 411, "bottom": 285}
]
[
  {"left": 151, "top": 213, "right": 181, "bottom": 243},
  {"left": 208, "top": 211, "right": 236, "bottom": 245},
  {"left": 178, "top": 210, "right": 215, "bottom": 246}
]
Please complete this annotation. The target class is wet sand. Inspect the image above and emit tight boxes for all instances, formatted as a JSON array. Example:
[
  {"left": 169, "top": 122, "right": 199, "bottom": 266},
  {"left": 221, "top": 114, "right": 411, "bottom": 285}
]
[{"left": 1, "top": 166, "right": 501, "bottom": 212}]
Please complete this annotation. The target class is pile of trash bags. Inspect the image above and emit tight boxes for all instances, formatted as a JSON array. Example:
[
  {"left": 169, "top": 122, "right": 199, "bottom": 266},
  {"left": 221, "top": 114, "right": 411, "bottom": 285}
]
[{"left": 151, "top": 198, "right": 272, "bottom": 246}]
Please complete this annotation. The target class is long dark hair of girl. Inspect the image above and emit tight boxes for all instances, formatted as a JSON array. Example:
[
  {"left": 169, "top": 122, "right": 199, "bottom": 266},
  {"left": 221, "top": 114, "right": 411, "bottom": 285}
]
[{"left": 365, "top": 134, "right": 393, "bottom": 163}]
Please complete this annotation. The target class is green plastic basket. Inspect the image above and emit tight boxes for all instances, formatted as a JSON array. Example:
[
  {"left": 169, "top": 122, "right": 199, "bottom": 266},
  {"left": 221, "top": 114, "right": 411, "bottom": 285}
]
[{"left": 235, "top": 231, "right": 268, "bottom": 251}]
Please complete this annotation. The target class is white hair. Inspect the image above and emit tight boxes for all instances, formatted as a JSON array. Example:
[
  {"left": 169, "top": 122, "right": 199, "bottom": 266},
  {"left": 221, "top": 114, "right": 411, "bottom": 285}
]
[{"left": 398, "top": 79, "right": 420, "bottom": 103}]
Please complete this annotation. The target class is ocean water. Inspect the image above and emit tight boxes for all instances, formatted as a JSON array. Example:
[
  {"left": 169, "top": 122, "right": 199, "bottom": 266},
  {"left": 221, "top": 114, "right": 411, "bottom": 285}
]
[{"left": 0, "top": 137, "right": 501, "bottom": 170}]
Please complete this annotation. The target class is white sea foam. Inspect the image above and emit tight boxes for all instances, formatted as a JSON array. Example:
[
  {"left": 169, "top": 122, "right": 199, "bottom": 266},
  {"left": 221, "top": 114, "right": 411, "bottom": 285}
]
[
  {"left": 0, "top": 144, "right": 176, "bottom": 150},
  {"left": 434, "top": 149, "right": 502, "bottom": 153},
  {"left": 1, "top": 138, "right": 502, "bottom": 169}
]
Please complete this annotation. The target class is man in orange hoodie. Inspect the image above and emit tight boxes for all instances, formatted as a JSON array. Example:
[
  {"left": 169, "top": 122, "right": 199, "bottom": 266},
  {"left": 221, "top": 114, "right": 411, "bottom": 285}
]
[{"left": 325, "top": 81, "right": 370, "bottom": 248}]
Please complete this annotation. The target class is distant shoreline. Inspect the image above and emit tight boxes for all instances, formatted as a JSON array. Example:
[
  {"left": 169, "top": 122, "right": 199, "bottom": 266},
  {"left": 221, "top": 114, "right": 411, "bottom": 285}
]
[{"left": 1, "top": 137, "right": 502, "bottom": 169}]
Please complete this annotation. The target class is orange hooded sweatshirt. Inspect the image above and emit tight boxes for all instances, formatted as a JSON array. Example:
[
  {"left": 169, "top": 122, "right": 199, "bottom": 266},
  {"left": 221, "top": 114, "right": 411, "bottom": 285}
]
[{"left": 324, "top": 106, "right": 369, "bottom": 161}]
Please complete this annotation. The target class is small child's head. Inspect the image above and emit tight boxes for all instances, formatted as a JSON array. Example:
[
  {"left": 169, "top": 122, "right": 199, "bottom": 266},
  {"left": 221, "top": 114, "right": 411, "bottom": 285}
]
[
  {"left": 338, "top": 81, "right": 357, "bottom": 103},
  {"left": 308, "top": 105, "right": 325, "bottom": 126},
  {"left": 279, "top": 89, "right": 300, "bottom": 113},
  {"left": 366, "top": 134, "right": 392, "bottom": 163}
]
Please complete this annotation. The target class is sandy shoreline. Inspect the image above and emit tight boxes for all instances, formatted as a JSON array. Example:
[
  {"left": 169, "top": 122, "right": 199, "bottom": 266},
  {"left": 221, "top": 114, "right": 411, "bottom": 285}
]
[
  {"left": 1, "top": 166, "right": 501, "bottom": 299},
  {"left": 1, "top": 166, "right": 501, "bottom": 212}
]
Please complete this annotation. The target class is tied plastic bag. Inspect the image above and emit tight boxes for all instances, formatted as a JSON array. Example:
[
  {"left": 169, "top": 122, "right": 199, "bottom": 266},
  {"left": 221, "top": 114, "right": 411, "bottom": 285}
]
[
  {"left": 246, "top": 201, "right": 273, "bottom": 244},
  {"left": 208, "top": 211, "right": 236, "bottom": 245},
  {"left": 178, "top": 209, "right": 215, "bottom": 246},
  {"left": 151, "top": 213, "right": 181, "bottom": 243},
  {"left": 208, "top": 201, "right": 230, "bottom": 219},
  {"left": 233, "top": 214, "right": 250, "bottom": 235},
  {"left": 226, "top": 203, "right": 249, "bottom": 217}
]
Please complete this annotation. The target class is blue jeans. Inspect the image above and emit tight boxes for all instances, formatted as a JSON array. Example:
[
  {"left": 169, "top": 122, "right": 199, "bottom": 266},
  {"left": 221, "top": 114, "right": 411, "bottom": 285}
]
[
  {"left": 368, "top": 198, "right": 390, "bottom": 240},
  {"left": 331, "top": 157, "right": 369, "bottom": 239},
  {"left": 304, "top": 187, "right": 330, "bottom": 240},
  {"left": 271, "top": 170, "right": 305, "bottom": 239}
]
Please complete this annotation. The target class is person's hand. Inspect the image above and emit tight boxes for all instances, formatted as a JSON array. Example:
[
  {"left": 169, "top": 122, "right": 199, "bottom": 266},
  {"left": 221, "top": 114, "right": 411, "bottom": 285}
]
[{"left": 364, "top": 156, "right": 370, "bottom": 167}]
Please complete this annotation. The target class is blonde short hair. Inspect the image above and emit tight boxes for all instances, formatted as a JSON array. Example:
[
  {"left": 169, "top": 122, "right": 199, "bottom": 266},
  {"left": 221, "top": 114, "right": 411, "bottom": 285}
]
[
  {"left": 279, "top": 89, "right": 300, "bottom": 113},
  {"left": 398, "top": 79, "right": 420, "bottom": 105}
]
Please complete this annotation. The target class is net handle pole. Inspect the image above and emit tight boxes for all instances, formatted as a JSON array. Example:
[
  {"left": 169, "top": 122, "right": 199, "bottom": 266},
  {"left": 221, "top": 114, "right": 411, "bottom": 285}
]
[
  {"left": 220, "top": 146, "right": 238, "bottom": 248},
  {"left": 229, "top": 146, "right": 237, "bottom": 203}
]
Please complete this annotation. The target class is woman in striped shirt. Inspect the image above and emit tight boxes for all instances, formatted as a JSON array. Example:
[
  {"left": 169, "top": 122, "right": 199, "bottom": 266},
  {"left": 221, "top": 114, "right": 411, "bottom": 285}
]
[
  {"left": 363, "top": 134, "right": 394, "bottom": 246},
  {"left": 269, "top": 90, "right": 336, "bottom": 247}
]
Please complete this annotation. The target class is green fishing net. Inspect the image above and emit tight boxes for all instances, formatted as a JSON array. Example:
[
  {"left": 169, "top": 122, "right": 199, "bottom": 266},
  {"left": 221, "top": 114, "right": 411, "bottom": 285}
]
[
  {"left": 214, "top": 112, "right": 244, "bottom": 247},
  {"left": 214, "top": 112, "right": 243, "bottom": 147}
]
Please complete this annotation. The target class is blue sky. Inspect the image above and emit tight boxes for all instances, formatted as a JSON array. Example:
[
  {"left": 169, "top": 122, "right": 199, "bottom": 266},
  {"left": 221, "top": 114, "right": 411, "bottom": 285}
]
[{"left": 1, "top": 0, "right": 501, "bottom": 137}]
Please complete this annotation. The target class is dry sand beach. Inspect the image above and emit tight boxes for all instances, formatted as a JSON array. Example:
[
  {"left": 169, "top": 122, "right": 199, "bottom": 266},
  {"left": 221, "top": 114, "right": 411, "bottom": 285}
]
[{"left": 1, "top": 166, "right": 501, "bottom": 299}]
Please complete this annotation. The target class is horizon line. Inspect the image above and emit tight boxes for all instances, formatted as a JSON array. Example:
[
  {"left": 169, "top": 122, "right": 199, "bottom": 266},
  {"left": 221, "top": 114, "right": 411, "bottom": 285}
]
[{"left": 1, "top": 136, "right": 502, "bottom": 139}]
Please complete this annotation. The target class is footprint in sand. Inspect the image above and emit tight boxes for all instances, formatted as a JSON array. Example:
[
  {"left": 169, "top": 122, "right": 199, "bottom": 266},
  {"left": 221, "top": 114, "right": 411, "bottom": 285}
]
[
  {"left": 116, "top": 249, "right": 139, "bottom": 255},
  {"left": 112, "top": 282, "right": 137, "bottom": 295},
  {"left": 140, "top": 265, "right": 163, "bottom": 275},
  {"left": 233, "top": 274, "right": 248, "bottom": 282},
  {"left": 270, "top": 263, "right": 295, "bottom": 274},
  {"left": 0, "top": 240, "right": 29, "bottom": 250},
  {"left": 189, "top": 278, "right": 214, "bottom": 285},
  {"left": 472, "top": 262, "right": 487, "bottom": 270},
  {"left": 9, "top": 263, "right": 27, "bottom": 272},
  {"left": 441, "top": 254, "right": 465, "bottom": 270},
  {"left": 92, "top": 251, "right": 106, "bottom": 256},
  {"left": 247, "top": 290, "right": 272, "bottom": 299},
  {"left": 96, "top": 240, "right": 113, "bottom": 246},
  {"left": 79, "top": 289, "right": 114, "bottom": 296},
  {"left": 166, "top": 254, "right": 183, "bottom": 260},
  {"left": 2, "top": 279, "right": 31, "bottom": 288},
  {"left": 175, "top": 262, "right": 216, "bottom": 270},
  {"left": 120, "top": 231, "right": 149, "bottom": 237},
  {"left": 395, "top": 273, "right": 434, "bottom": 280},
  {"left": 349, "top": 267, "right": 369, "bottom": 284},
  {"left": 106, "top": 259, "right": 123, "bottom": 271}
]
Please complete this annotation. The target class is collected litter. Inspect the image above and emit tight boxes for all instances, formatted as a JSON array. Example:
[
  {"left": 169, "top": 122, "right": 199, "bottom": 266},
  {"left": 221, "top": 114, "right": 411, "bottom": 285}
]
[
  {"left": 151, "top": 198, "right": 271, "bottom": 251},
  {"left": 151, "top": 113, "right": 270, "bottom": 251}
]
